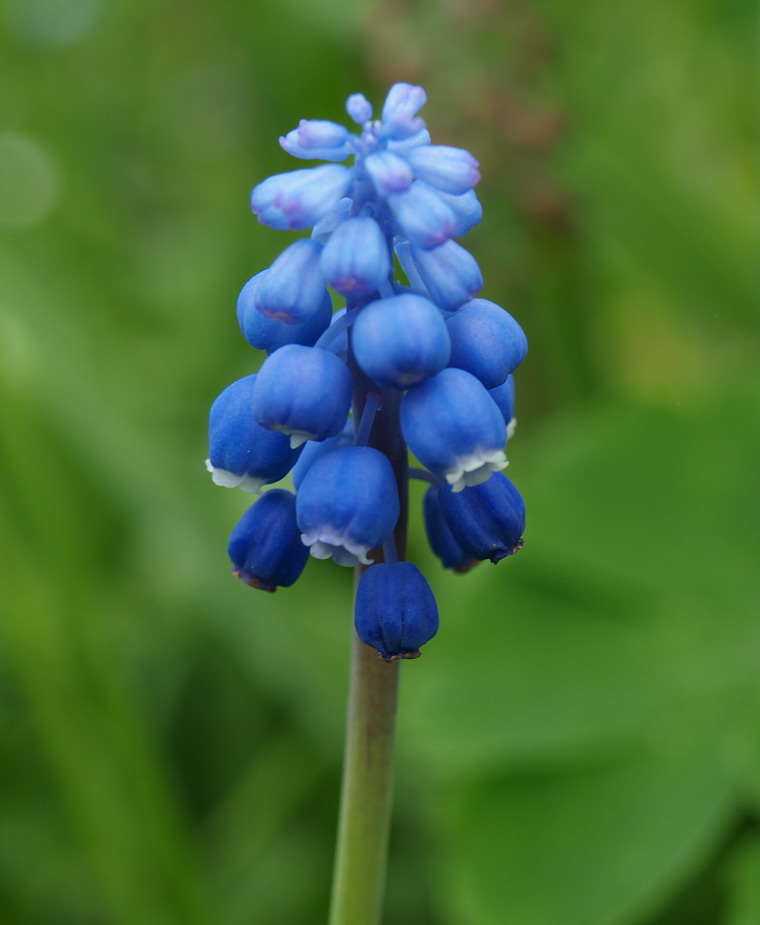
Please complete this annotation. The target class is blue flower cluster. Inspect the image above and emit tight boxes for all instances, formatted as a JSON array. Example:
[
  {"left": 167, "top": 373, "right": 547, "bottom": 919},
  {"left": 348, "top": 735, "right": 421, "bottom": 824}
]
[{"left": 207, "top": 84, "right": 527, "bottom": 660}]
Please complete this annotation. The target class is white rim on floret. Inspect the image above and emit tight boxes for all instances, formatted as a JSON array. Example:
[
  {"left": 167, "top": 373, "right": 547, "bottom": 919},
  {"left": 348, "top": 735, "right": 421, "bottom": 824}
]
[
  {"left": 300, "top": 528, "right": 374, "bottom": 567},
  {"left": 205, "top": 459, "right": 266, "bottom": 494},
  {"left": 444, "top": 448, "right": 508, "bottom": 493},
  {"left": 507, "top": 416, "right": 517, "bottom": 440},
  {"left": 273, "top": 428, "right": 318, "bottom": 449}
]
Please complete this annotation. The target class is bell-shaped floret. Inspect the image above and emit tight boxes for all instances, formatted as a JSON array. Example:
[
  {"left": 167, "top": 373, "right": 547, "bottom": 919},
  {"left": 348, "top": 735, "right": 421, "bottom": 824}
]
[
  {"left": 251, "top": 345, "right": 352, "bottom": 448},
  {"left": 237, "top": 271, "right": 331, "bottom": 353},
  {"left": 381, "top": 83, "right": 427, "bottom": 140},
  {"left": 279, "top": 120, "right": 352, "bottom": 162},
  {"left": 296, "top": 446, "right": 400, "bottom": 566},
  {"left": 388, "top": 183, "right": 456, "bottom": 250},
  {"left": 437, "top": 472, "right": 525, "bottom": 563},
  {"left": 364, "top": 151, "right": 413, "bottom": 197},
  {"left": 446, "top": 298, "right": 528, "bottom": 389},
  {"left": 406, "top": 145, "right": 480, "bottom": 195},
  {"left": 250, "top": 165, "right": 353, "bottom": 230},
  {"left": 319, "top": 216, "right": 391, "bottom": 296},
  {"left": 228, "top": 490, "right": 310, "bottom": 592},
  {"left": 400, "top": 368, "right": 507, "bottom": 491},
  {"left": 255, "top": 239, "right": 331, "bottom": 324},
  {"left": 355, "top": 562, "right": 439, "bottom": 660},
  {"left": 423, "top": 185, "right": 482, "bottom": 237},
  {"left": 352, "top": 293, "right": 450, "bottom": 389},
  {"left": 291, "top": 419, "right": 354, "bottom": 489},
  {"left": 346, "top": 93, "right": 372, "bottom": 125},
  {"left": 397, "top": 240, "right": 482, "bottom": 310},
  {"left": 423, "top": 485, "right": 479, "bottom": 572},
  {"left": 206, "top": 374, "right": 302, "bottom": 493},
  {"left": 489, "top": 375, "right": 516, "bottom": 438}
]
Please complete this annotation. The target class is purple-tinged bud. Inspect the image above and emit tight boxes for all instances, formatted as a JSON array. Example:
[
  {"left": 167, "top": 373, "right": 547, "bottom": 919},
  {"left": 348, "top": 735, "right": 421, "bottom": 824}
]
[
  {"left": 296, "top": 446, "right": 400, "bottom": 566},
  {"left": 437, "top": 472, "right": 525, "bottom": 563},
  {"left": 355, "top": 562, "right": 439, "bottom": 660},
  {"left": 406, "top": 145, "right": 480, "bottom": 195},
  {"left": 291, "top": 419, "right": 354, "bottom": 489},
  {"left": 206, "top": 374, "right": 302, "bottom": 493},
  {"left": 255, "top": 239, "right": 331, "bottom": 324},
  {"left": 381, "top": 82, "right": 427, "bottom": 139},
  {"left": 400, "top": 368, "right": 507, "bottom": 491},
  {"left": 423, "top": 485, "right": 479, "bottom": 573},
  {"left": 228, "top": 490, "right": 310, "bottom": 591},
  {"left": 446, "top": 298, "right": 528, "bottom": 389},
  {"left": 489, "top": 375, "right": 517, "bottom": 439},
  {"left": 364, "top": 151, "right": 413, "bottom": 197},
  {"left": 388, "top": 183, "right": 457, "bottom": 250},
  {"left": 311, "top": 197, "right": 352, "bottom": 243},
  {"left": 251, "top": 345, "right": 352, "bottom": 448},
  {"left": 346, "top": 93, "right": 372, "bottom": 125},
  {"left": 320, "top": 216, "right": 391, "bottom": 296},
  {"left": 421, "top": 184, "right": 482, "bottom": 237},
  {"left": 251, "top": 164, "right": 353, "bottom": 231},
  {"left": 279, "top": 119, "right": 352, "bottom": 162},
  {"left": 398, "top": 240, "right": 483, "bottom": 310},
  {"left": 237, "top": 271, "right": 331, "bottom": 353},
  {"left": 352, "top": 293, "right": 450, "bottom": 389}
]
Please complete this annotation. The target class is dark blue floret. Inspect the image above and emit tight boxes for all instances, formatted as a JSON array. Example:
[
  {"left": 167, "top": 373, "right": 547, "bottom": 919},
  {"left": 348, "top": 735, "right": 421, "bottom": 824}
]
[
  {"left": 437, "top": 472, "right": 525, "bottom": 563},
  {"left": 207, "top": 374, "right": 302, "bottom": 492},
  {"left": 354, "top": 562, "right": 439, "bottom": 660},
  {"left": 423, "top": 485, "right": 479, "bottom": 573},
  {"left": 228, "top": 490, "right": 310, "bottom": 591}
]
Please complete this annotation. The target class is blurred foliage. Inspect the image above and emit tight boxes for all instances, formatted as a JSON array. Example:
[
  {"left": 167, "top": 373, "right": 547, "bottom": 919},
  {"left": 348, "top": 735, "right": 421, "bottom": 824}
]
[{"left": 0, "top": 0, "right": 758, "bottom": 923}]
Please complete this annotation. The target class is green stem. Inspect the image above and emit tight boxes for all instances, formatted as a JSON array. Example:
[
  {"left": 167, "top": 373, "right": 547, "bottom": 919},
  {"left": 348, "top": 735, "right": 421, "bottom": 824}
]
[
  {"left": 327, "top": 628, "right": 400, "bottom": 925},
  {"left": 328, "top": 361, "right": 407, "bottom": 925}
]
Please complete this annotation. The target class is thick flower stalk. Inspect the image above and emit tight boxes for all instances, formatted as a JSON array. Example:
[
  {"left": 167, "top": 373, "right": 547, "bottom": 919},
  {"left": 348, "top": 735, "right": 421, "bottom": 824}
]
[{"left": 206, "top": 83, "right": 527, "bottom": 925}]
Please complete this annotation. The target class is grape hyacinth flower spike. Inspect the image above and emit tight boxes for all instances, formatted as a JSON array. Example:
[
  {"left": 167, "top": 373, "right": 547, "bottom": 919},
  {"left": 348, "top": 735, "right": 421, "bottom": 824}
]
[{"left": 205, "top": 83, "right": 529, "bottom": 925}]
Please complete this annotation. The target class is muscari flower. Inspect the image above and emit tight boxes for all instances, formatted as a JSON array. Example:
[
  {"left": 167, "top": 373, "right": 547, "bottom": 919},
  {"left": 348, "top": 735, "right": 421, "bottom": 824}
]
[
  {"left": 208, "top": 82, "right": 527, "bottom": 654},
  {"left": 228, "top": 489, "right": 310, "bottom": 591}
]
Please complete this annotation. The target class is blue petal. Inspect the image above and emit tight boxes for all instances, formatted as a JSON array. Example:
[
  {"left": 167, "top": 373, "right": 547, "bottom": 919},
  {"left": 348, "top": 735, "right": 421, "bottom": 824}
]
[
  {"left": 355, "top": 562, "right": 439, "bottom": 660},
  {"left": 406, "top": 144, "right": 480, "bottom": 195},
  {"left": 352, "top": 293, "right": 450, "bottom": 389},
  {"left": 207, "top": 374, "right": 302, "bottom": 492},
  {"left": 237, "top": 271, "right": 331, "bottom": 353},
  {"left": 400, "top": 368, "right": 507, "bottom": 490},
  {"left": 251, "top": 345, "right": 352, "bottom": 447},
  {"left": 489, "top": 375, "right": 516, "bottom": 427},
  {"left": 291, "top": 419, "right": 354, "bottom": 489},
  {"left": 388, "top": 182, "right": 457, "bottom": 250},
  {"left": 296, "top": 446, "right": 400, "bottom": 566},
  {"left": 398, "top": 240, "right": 483, "bottom": 310},
  {"left": 446, "top": 298, "right": 528, "bottom": 389},
  {"left": 279, "top": 119, "right": 352, "bottom": 162},
  {"left": 228, "top": 490, "right": 310, "bottom": 591},
  {"left": 420, "top": 184, "right": 482, "bottom": 236},
  {"left": 364, "top": 150, "right": 413, "bottom": 197},
  {"left": 250, "top": 164, "right": 354, "bottom": 230},
  {"left": 255, "top": 239, "right": 331, "bottom": 324},
  {"left": 346, "top": 93, "right": 373, "bottom": 125},
  {"left": 319, "top": 215, "right": 391, "bottom": 296},
  {"left": 381, "top": 82, "right": 427, "bottom": 140},
  {"left": 437, "top": 472, "right": 525, "bottom": 563},
  {"left": 423, "top": 485, "right": 479, "bottom": 572}
]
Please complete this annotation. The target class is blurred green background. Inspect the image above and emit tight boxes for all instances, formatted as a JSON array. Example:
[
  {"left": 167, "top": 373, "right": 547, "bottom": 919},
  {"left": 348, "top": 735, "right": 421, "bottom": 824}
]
[{"left": 1, "top": 0, "right": 758, "bottom": 923}]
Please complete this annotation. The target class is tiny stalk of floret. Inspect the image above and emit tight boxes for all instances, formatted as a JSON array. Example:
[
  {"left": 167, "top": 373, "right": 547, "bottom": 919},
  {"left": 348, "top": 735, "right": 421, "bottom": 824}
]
[{"left": 328, "top": 357, "right": 407, "bottom": 925}]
